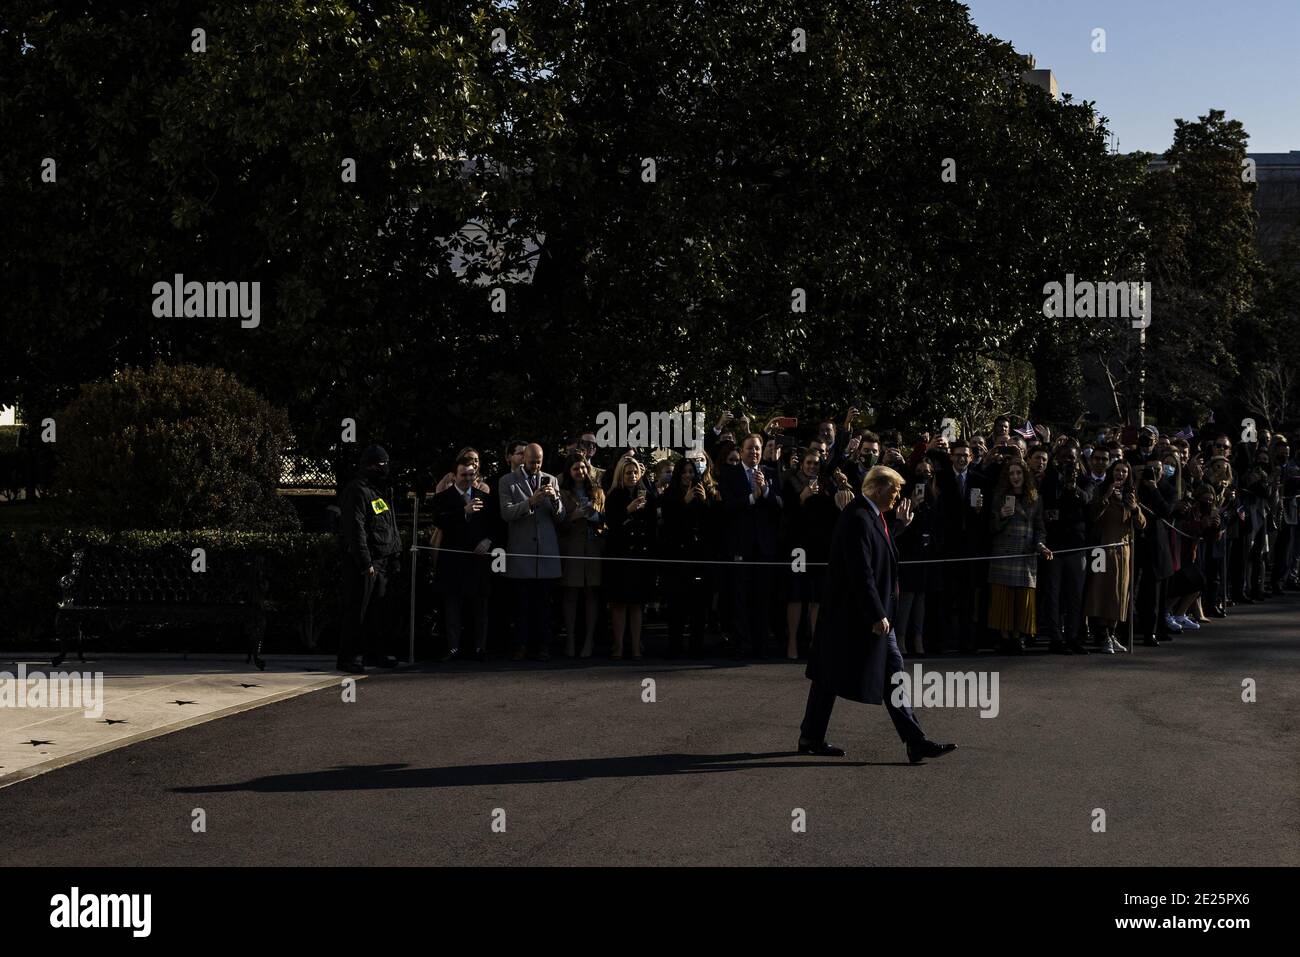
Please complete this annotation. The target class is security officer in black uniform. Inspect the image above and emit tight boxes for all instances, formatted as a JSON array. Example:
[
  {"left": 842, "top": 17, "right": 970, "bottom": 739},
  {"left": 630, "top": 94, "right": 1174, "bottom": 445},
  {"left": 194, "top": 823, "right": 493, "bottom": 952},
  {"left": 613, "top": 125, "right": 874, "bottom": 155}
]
[{"left": 338, "top": 445, "right": 402, "bottom": 673}]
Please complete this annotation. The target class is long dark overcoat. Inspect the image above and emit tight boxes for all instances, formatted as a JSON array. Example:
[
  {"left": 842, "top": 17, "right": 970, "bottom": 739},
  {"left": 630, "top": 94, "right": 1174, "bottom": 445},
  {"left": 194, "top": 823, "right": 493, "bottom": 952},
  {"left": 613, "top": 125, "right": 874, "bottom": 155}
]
[{"left": 805, "top": 497, "right": 898, "bottom": 705}]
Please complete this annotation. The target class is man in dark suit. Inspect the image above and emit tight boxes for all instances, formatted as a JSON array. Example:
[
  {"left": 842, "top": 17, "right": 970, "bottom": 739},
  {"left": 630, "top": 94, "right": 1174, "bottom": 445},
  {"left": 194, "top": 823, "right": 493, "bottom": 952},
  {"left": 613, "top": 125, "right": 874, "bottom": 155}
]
[
  {"left": 433, "top": 453, "right": 500, "bottom": 660},
  {"left": 799, "top": 466, "right": 958, "bottom": 764},
  {"left": 935, "top": 441, "right": 986, "bottom": 654},
  {"left": 1038, "top": 442, "right": 1093, "bottom": 654},
  {"left": 1133, "top": 460, "right": 1176, "bottom": 646},
  {"left": 719, "top": 432, "right": 784, "bottom": 656}
]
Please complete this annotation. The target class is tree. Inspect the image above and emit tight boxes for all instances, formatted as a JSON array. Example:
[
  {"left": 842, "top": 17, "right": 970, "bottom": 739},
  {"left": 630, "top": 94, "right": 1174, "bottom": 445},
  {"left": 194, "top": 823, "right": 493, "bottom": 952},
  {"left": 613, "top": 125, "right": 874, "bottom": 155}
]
[
  {"left": 2, "top": 0, "right": 1154, "bottom": 479},
  {"left": 52, "top": 363, "right": 298, "bottom": 531},
  {"left": 1118, "top": 110, "right": 1261, "bottom": 424}
]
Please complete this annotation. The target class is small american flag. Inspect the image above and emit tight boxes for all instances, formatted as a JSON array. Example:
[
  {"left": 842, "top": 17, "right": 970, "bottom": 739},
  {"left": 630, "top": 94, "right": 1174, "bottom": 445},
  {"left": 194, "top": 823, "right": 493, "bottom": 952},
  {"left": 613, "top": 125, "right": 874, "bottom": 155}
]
[{"left": 1014, "top": 420, "right": 1037, "bottom": 440}]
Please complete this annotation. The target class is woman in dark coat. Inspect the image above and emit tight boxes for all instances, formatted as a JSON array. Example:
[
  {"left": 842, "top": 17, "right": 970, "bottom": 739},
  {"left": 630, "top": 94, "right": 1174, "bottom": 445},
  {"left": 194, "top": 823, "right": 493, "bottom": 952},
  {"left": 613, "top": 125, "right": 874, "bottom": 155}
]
[
  {"left": 780, "top": 449, "right": 838, "bottom": 660},
  {"left": 659, "top": 455, "right": 718, "bottom": 657},
  {"left": 603, "top": 454, "right": 656, "bottom": 659},
  {"left": 895, "top": 457, "right": 942, "bottom": 656}
]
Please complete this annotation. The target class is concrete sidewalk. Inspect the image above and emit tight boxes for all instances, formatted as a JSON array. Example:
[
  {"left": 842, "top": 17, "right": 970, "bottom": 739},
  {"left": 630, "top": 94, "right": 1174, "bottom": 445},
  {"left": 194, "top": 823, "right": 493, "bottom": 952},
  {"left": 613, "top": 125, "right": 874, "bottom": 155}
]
[{"left": 0, "top": 654, "right": 353, "bottom": 788}]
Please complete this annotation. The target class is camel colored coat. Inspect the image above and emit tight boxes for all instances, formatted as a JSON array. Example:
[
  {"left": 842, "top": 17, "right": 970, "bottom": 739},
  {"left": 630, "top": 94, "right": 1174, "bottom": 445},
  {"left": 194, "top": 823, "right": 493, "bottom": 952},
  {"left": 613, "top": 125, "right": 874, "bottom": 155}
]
[{"left": 1083, "top": 493, "right": 1145, "bottom": 621}]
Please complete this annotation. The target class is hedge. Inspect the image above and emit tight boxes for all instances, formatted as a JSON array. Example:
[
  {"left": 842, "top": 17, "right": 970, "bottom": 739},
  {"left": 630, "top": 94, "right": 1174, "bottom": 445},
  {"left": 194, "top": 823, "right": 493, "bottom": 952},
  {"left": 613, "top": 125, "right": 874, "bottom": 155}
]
[{"left": 0, "top": 528, "right": 413, "bottom": 655}]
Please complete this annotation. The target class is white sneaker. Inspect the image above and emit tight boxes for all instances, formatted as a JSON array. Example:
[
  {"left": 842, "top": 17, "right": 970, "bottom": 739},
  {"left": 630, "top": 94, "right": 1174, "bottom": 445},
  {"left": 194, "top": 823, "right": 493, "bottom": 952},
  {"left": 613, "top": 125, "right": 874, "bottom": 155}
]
[
  {"left": 1163, "top": 615, "right": 1183, "bottom": 633},
  {"left": 1176, "top": 615, "right": 1200, "bottom": 630}
]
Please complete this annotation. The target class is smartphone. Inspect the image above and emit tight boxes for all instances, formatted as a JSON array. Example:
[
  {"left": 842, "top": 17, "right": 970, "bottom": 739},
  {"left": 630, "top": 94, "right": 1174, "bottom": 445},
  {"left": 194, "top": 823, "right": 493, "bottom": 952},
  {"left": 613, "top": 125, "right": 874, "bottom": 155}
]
[
  {"left": 1005, "top": 495, "right": 1015, "bottom": 511},
  {"left": 774, "top": 416, "right": 798, "bottom": 429},
  {"left": 970, "top": 488, "right": 982, "bottom": 507},
  {"left": 913, "top": 483, "right": 925, "bottom": 500}
]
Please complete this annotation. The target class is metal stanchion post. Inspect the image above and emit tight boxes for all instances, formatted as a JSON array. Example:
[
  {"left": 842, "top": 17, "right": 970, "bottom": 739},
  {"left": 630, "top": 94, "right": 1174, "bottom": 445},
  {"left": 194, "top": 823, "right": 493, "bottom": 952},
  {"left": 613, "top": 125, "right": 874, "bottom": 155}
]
[
  {"left": 408, "top": 493, "right": 420, "bottom": 665},
  {"left": 1128, "top": 525, "right": 1137, "bottom": 652}
]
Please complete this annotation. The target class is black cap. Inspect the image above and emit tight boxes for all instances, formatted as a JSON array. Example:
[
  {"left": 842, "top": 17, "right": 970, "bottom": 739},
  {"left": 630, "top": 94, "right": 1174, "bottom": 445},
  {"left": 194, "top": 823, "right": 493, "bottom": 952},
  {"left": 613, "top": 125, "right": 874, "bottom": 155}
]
[{"left": 359, "top": 444, "right": 389, "bottom": 466}]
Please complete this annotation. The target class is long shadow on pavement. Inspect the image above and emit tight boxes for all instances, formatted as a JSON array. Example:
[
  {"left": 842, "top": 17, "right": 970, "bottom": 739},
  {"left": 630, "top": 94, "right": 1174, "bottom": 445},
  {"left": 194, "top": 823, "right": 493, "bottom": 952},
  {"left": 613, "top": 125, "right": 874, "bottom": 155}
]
[{"left": 174, "top": 751, "right": 912, "bottom": 793}]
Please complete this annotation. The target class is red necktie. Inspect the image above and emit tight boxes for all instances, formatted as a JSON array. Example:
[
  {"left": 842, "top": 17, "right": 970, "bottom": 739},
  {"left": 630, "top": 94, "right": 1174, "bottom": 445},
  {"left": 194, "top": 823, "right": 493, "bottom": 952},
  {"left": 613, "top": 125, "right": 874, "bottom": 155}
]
[{"left": 879, "top": 508, "right": 898, "bottom": 597}]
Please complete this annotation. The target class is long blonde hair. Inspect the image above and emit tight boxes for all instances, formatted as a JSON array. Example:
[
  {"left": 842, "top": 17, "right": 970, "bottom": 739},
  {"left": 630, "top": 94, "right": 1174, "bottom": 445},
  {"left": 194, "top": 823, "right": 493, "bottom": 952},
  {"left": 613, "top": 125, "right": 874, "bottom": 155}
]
[{"left": 609, "top": 454, "right": 643, "bottom": 491}]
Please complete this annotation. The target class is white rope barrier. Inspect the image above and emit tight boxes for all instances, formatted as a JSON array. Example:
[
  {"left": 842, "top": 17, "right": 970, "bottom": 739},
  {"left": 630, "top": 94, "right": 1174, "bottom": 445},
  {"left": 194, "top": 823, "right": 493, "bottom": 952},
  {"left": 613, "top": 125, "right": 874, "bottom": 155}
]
[{"left": 410, "top": 540, "right": 1131, "bottom": 567}]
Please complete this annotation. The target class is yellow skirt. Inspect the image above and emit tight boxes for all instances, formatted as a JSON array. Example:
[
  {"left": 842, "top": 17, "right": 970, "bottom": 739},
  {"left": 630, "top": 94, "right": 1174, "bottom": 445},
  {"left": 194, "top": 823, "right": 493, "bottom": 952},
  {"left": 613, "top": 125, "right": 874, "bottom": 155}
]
[{"left": 988, "top": 583, "right": 1036, "bottom": 635}]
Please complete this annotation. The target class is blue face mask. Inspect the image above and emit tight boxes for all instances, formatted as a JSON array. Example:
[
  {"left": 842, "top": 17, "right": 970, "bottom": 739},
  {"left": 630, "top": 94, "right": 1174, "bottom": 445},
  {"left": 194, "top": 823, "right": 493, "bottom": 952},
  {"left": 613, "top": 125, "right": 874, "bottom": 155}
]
[{"left": 1162, "top": 464, "right": 1175, "bottom": 479}]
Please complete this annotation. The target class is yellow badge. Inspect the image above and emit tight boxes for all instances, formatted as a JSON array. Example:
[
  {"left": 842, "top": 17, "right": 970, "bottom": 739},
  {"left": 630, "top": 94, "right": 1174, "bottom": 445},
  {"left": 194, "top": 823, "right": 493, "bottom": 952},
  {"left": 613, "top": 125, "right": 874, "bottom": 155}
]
[{"left": 370, "top": 497, "right": 390, "bottom": 515}]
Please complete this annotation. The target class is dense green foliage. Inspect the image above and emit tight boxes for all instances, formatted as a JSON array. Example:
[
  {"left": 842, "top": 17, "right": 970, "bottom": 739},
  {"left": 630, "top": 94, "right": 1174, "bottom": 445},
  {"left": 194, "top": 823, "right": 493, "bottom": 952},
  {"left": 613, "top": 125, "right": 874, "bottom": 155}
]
[
  {"left": 1, "top": 1, "right": 1291, "bottom": 472},
  {"left": 50, "top": 363, "right": 300, "bottom": 531}
]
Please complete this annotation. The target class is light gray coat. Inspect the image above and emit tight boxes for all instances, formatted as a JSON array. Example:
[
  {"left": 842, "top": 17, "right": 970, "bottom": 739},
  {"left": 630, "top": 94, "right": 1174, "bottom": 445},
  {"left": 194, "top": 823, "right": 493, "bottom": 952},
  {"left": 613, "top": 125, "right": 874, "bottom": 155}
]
[{"left": 498, "top": 467, "right": 566, "bottom": 579}]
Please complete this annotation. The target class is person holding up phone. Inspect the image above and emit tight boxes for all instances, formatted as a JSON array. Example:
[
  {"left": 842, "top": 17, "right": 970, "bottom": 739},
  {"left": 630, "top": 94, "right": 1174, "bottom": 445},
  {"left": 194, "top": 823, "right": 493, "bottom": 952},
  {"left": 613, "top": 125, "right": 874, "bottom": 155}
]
[
  {"left": 558, "top": 453, "right": 606, "bottom": 658},
  {"left": 603, "top": 454, "right": 656, "bottom": 660},
  {"left": 780, "top": 449, "right": 837, "bottom": 660},
  {"left": 499, "top": 442, "right": 566, "bottom": 661},
  {"left": 987, "top": 459, "right": 1051, "bottom": 654},
  {"left": 894, "top": 459, "right": 941, "bottom": 657},
  {"left": 661, "top": 454, "right": 719, "bottom": 657},
  {"left": 433, "top": 452, "right": 499, "bottom": 662},
  {"left": 936, "top": 440, "right": 985, "bottom": 654},
  {"left": 1083, "top": 460, "right": 1145, "bottom": 653}
]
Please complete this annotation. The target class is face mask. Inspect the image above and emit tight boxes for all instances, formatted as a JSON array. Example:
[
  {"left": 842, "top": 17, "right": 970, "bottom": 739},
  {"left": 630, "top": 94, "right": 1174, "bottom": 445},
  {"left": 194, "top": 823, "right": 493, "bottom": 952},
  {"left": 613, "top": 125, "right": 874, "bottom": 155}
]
[
  {"left": 368, "top": 463, "right": 389, "bottom": 481},
  {"left": 1162, "top": 464, "right": 1175, "bottom": 479},
  {"left": 693, "top": 460, "right": 706, "bottom": 476},
  {"left": 861, "top": 452, "right": 878, "bottom": 468}
]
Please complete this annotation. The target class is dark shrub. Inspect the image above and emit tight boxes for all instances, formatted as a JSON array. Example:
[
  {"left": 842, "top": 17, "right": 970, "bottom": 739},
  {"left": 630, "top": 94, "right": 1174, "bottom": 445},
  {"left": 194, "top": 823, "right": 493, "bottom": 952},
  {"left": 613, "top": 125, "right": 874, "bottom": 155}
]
[{"left": 51, "top": 363, "right": 299, "bottom": 531}]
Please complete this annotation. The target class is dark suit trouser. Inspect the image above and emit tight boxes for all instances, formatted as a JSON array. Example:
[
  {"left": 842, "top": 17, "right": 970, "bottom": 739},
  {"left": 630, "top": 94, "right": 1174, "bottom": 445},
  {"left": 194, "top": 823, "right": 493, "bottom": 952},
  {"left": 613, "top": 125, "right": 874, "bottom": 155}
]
[
  {"left": 800, "top": 631, "right": 925, "bottom": 746},
  {"left": 444, "top": 593, "right": 489, "bottom": 652},
  {"left": 665, "top": 570, "right": 709, "bottom": 650},
  {"left": 339, "top": 555, "right": 395, "bottom": 661},
  {"left": 732, "top": 561, "right": 775, "bottom": 651},
  {"left": 511, "top": 578, "right": 554, "bottom": 652},
  {"left": 942, "top": 563, "right": 979, "bottom": 652},
  {"left": 1038, "top": 552, "right": 1088, "bottom": 643}
]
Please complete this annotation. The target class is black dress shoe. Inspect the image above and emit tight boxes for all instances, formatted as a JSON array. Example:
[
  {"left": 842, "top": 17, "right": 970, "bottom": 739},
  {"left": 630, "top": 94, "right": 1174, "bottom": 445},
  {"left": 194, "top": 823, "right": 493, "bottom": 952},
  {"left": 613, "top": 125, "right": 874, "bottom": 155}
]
[
  {"left": 1049, "top": 640, "right": 1071, "bottom": 655},
  {"left": 365, "top": 654, "right": 399, "bottom": 668},
  {"left": 336, "top": 657, "right": 365, "bottom": 674},
  {"left": 1067, "top": 641, "right": 1090, "bottom": 655},
  {"left": 797, "top": 738, "right": 846, "bottom": 756},
  {"left": 906, "top": 739, "right": 957, "bottom": 764},
  {"left": 1142, "top": 635, "right": 1160, "bottom": 647},
  {"left": 469, "top": 648, "right": 486, "bottom": 661},
  {"left": 1208, "top": 608, "right": 1227, "bottom": 619},
  {"left": 439, "top": 649, "right": 460, "bottom": 663}
]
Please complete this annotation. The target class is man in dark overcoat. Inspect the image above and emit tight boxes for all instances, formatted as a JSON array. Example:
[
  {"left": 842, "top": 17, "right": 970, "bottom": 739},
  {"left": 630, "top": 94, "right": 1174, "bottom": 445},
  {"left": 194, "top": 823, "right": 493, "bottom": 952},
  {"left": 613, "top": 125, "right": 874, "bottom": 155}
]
[{"left": 799, "top": 465, "right": 958, "bottom": 764}]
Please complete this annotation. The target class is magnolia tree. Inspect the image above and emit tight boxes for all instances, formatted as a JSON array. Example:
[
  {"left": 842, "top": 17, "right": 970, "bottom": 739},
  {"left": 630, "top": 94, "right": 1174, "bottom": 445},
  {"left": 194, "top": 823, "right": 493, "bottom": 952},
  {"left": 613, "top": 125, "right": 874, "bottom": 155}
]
[{"left": 4, "top": 0, "right": 1242, "bottom": 477}]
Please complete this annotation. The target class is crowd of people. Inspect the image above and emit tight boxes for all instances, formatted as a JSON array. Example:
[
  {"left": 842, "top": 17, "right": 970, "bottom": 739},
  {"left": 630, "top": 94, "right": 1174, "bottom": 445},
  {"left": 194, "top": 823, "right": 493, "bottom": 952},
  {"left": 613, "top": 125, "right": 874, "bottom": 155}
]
[{"left": 353, "top": 409, "right": 1300, "bottom": 668}]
